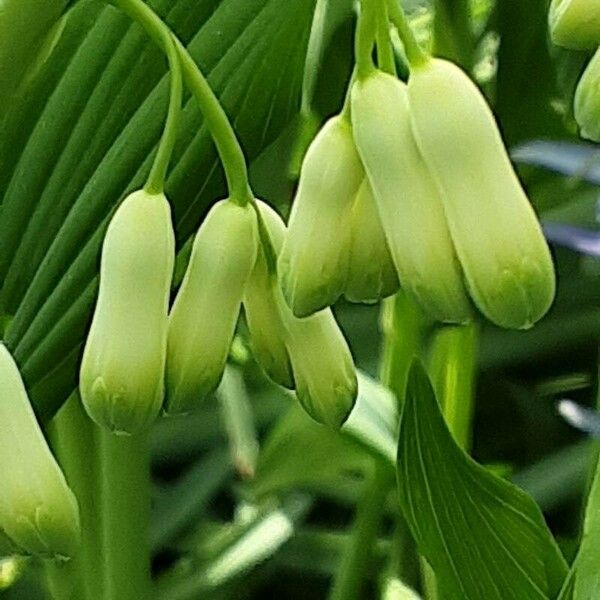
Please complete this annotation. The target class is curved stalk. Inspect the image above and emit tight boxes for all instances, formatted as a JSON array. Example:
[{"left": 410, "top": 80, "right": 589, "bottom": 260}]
[{"left": 112, "top": 0, "right": 253, "bottom": 205}]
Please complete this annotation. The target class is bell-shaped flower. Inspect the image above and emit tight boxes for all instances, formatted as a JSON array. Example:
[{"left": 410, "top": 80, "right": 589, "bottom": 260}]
[
  {"left": 407, "top": 58, "right": 555, "bottom": 329},
  {"left": 575, "top": 48, "right": 600, "bottom": 142},
  {"left": 351, "top": 71, "right": 470, "bottom": 323},
  {"left": 246, "top": 200, "right": 357, "bottom": 428},
  {"left": 0, "top": 344, "right": 80, "bottom": 560},
  {"left": 278, "top": 115, "right": 363, "bottom": 317},
  {"left": 344, "top": 179, "right": 400, "bottom": 304},
  {"left": 80, "top": 189, "right": 175, "bottom": 434},
  {"left": 166, "top": 199, "right": 258, "bottom": 414},
  {"left": 285, "top": 307, "right": 357, "bottom": 429},
  {"left": 549, "top": 0, "right": 600, "bottom": 50},
  {"left": 243, "top": 202, "right": 294, "bottom": 388}
]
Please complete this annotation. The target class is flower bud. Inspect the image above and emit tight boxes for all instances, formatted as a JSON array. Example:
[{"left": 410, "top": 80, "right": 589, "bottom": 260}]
[
  {"left": 344, "top": 180, "right": 400, "bottom": 304},
  {"left": 407, "top": 59, "right": 555, "bottom": 329},
  {"left": 243, "top": 201, "right": 294, "bottom": 388},
  {"left": 166, "top": 200, "right": 258, "bottom": 414},
  {"left": 575, "top": 48, "right": 600, "bottom": 142},
  {"left": 278, "top": 115, "right": 363, "bottom": 317},
  {"left": 285, "top": 308, "right": 358, "bottom": 429},
  {"left": 0, "top": 344, "right": 80, "bottom": 560},
  {"left": 80, "top": 190, "right": 175, "bottom": 434},
  {"left": 549, "top": 0, "right": 600, "bottom": 50},
  {"left": 246, "top": 201, "right": 357, "bottom": 427},
  {"left": 351, "top": 71, "right": 470, "bottom": 322}
]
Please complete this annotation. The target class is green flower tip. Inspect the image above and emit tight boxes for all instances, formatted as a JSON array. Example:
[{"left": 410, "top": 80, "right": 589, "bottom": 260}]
[
  {"left": 575, "top": 48, "right": 600, "bottom": 143},
  {"left": 0, "top": 344, "right": 80, "bottom": 561},
  {"left": 80, "top": 189, "right": 175, "bottom": 434},
  {"left": 549, "top": 0, "right": 600, "bottom": 50},
  {"left": 278, "top": 115, "right": 363, "bottom": 317},
  {"left": 289, "top": 310, "right": 358, "bottom": 429},
  {"left": 407, "top": 58, "right": 555, "bottom": 330},
  {"left": 166, "top": 199, "right": 259, "bottom": 414}
]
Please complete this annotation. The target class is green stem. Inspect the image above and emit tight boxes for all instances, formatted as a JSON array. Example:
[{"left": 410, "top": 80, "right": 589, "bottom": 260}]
[
  {"left": 385, "top": 0, "right": 428, "bottom": 68},
  {"left": 356, "top": 0, "right": 377, "bottom": 79},
  {"left": 328, "top": 463, "right": 393, "bottom": 600},
  {"left": 47, "top": 396, "right": 151, "bottom": 600},
  {"left": 375, "top": 0, "right": 396, "bottom": 75},
  {"left": 46, "top": 395, "right": 103, "bottom": 600},
  {"left": 428, "top": 323, "right": 478, "bottom": 449},
  {"left": 145, "top": 33, "right": 182, "bottom": 194},
  {"left": 112, "top": 0, "right": 253, "bottom": 205},
  {"left": 99, "top": 429, "right": 151, "bottom": 600}
]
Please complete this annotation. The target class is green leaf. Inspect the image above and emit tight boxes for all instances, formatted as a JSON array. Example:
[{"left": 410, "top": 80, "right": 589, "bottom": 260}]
[
  {"left": 156, "top": 494, "right": 311, "bottom": 598},
  {"left": 250, "top": 397, "right": 372, "bottom": 500},
  {"left": 396, "top": 360, "right": 568, "bottom": 600},
  {"left": 0, "top": 0, "right": 317, "bottom": 420},
  {"left": 0, "top": 0, "right": 70, "bottom": 113},
  {"left": 558, "top": 453, "right": 600, "bottom": 599}
]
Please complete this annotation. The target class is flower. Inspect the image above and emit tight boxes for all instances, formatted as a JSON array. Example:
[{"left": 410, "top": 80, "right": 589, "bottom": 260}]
[{"left": 80, "top": 190, "right": 175, "bottom": 434}]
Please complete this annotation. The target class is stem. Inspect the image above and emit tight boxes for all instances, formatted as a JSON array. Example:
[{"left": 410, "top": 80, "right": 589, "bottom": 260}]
[
  {"left": 385, "top": 0, "right": 428, "bottom": 68},
  {"left": 355, "top": 0, "right": 377, "bottom": 79},
  {"left": 112, "top": 0, "right": 253, "bottom": 205},
  {"left": 375, "top": 0, "right": 396, "bottom": 75},
  {"left": 46, "top": 395, "right": 103, "bottom": 600},
  {"left": 428, "top": 323, "right": 478, "bottom": 449},
  {"left": 145, "top": 33, "right": 182, "bottom": 194},
  {"left": 48, "top": 396, "right": 151, "bottom": 600},
  {"left": 99, "top": 429, "right": 151, "bottom": 600},
  {"left": 328, "top": 464, "right": 392, "bottom": 600}
]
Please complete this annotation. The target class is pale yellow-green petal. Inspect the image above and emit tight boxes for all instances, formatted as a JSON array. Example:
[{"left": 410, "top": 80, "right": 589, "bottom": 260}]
[
  {"left": 345, "top": 179, "right": 400, "bottom": 304},
  {"left": 351, "top": 71, "right": 470, "bottom": 323},
  {"left": 166, "top": 200, "right": 258, "bottom": 413},
  {"left": 407, "top": 58, "right": 555, "bottom": 330},
  {"left": 243, "top": 201, "right": 294, "bottom": 388},
  {"left": 80, "top": 190, "right": 175, "bottom": 434},
  {"left": 278, "top": 115, "right": 363, "bottom": 317},
  {"left": 0, "top": 344, "right": 80, "bottom": 560}
]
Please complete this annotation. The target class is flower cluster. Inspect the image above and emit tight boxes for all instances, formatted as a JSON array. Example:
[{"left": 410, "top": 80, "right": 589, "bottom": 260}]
[
  {"left": 281, "top": 59, "right": 555, "bottom": 331},
  {"left": 80, "top": 189, "right": 357, "bottom": 434},
  {"left": 549, "top": 0, "right": 600, "bottom": 141}
]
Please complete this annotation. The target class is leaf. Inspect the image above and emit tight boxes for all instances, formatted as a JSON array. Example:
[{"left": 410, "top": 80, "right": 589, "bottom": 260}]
[
  {"left": 0, "top": 0, "right": 317, "bottom": 420},
  {"left": 557, "top": 453, "right": 600, "bottom": 599},
  {"left": 0, "top": 0, "right": 70, "bottom": 113},
  {"left": 396, "top": 360, "right": 568, "bottom": 600},
  {"left": 512, "top": 141, "right": 600, "bottom": 185},
  {"left": 156, "top": 494, "right": 311, "bottom": 598},
  {"left": 250, "top": 398, "right": 371, "bottom": 500}
]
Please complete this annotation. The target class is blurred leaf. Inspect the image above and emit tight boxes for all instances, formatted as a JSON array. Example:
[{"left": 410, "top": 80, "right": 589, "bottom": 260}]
[
  {"left": 396, "top": 361, "right": 568, "bottom": 600},
  {"left": 512, "top": 141, "right": 600, "bottom": 186},
  {"left": 151, "top": 448, "right": 232, "bottom": 552},
  {"left": 494, "top": 0, "right": 564, "bottom": 143},
  {"left": 0, "top": 0, "right": 317, "bottom": 420},
  {"left": 0, "top": 0, "right": 70, "bottom": 113},
  {"left": 217, "top": 367, "right": 259, "bottom": 479},
  {"left": 250, "top": 398, "right": 371, "bottom": 500},
  {"left": 156, "top": 495, "right": 311, "bottom": 599},
  {"left": 342, "top": 371, "right": 399, "bottom": 465}
]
